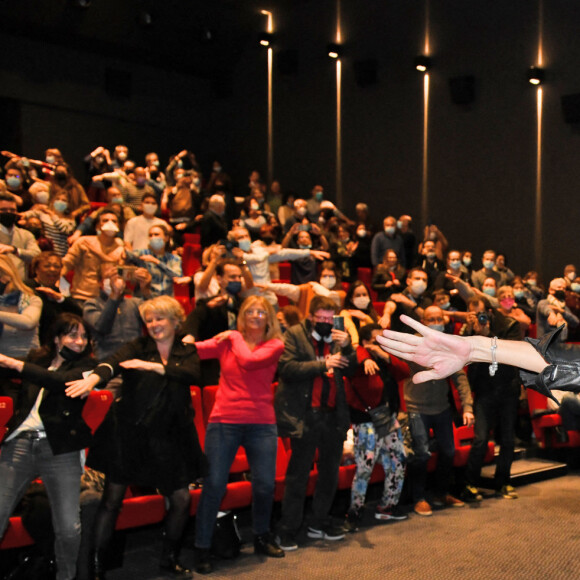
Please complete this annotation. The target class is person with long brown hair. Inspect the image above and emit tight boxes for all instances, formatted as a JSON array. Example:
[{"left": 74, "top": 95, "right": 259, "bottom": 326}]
[{"left": 193, "top": 295, "right": 286, "bottom": 573}]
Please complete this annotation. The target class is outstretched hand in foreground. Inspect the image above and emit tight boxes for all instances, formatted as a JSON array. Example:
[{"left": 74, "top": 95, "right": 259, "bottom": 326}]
[{"left": 376, "top": 315, "right": 471, "bottom": 383}]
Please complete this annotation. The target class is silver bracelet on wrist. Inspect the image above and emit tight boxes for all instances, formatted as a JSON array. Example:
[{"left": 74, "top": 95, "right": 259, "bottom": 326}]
[{"left": 489, "top": 336, "right": 498, "bottom": 376}]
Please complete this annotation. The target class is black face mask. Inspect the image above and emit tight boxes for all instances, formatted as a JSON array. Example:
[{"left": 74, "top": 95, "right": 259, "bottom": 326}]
[
  {"left": 314, "top": 322, "right": 333, "bottom": 338},
  {"left": 28, "top": 227, "right": 42, "bottom": 239},
  {"left": 262, "top": 236, "right": 274, "bottom": 245},
  {"left": 0, "top": 280, "right": 7, "bottom": 295},
  {"left": 554, "top": 290, "right": 567, "bottom": 301},
  {"left": 0, "top": 212, "right": 18, "bottom": 229},
  {"left": 55, "top": 172, "right": 68, "bottom": 182},
  {"left": 59, "top": 345, "right": 85, "bottom": 362}
]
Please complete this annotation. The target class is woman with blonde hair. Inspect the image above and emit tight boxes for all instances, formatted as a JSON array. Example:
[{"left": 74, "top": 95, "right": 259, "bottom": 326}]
[
  {"left": 193, "top": 295, "right": 286, "bottom": 573},
  {"left": 0, "top": 255, "right": 42, "bottom": 358},
  {"left": 65, "top": 295, "right": 206, "bottom": 578}
]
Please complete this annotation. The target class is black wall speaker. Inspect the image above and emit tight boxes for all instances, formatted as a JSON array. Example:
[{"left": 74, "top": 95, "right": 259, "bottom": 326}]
[
  {"left": 449, "top": 76, "right": 476, "bottom": 105},
  {"left": 561, "top": 94, "right": 580, "bottom": 124}
]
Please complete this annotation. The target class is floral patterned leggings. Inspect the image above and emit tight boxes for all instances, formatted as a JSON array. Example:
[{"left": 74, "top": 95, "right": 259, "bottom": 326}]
[{"left": 350, "top": 422, "right": 406, "bottom": 512}]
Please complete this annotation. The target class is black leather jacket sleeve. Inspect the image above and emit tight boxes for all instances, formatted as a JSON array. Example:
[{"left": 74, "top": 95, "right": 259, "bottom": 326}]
[{"left": 520, "top": 325, "right": 580, "bottom": 403}]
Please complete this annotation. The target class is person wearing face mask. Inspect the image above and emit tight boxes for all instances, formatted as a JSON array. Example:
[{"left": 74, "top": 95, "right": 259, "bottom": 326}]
[
  {"left": 511, "top": 276, "right": 537, "bottom": 320},
  {"left": 49, "top": 164, "right": 90, "bottom": 221},
  {"left": 459, "top": 297, "right": 521, "bottom": 502},
  {"left": 0, "top": 313, "right": 96, "bottom": 580},
  {"left": 340, "top": 281, "right": 380, "bottom": 346},
  {"left": 349, "top": 222, "right": 373, "bottom": 271},
  {"left": 61, "top": 209, "right": 126, "bottom": 304},
  {"left": 277, "top": 192, "right": 295, "bottom": 228},
  {"left": 380, "top": 268, "right": 431, "bottom": 332},
  {"left": 419, "top": 224, "right": 448, "bottom": 261},
  {"left": 496, "top": 285, "right": 530, "bottom": 338},
  {"left": 3, "top": 167, "right": 33, "bottom": 210},
  {"left": 370, "top": 216, "right": 405, "bottom": 268},
  {"left": 199, "top": 194, "right": 228, "bottom": 249},
  {"left": 0, "top": 192, "right": 41, "bottom": 279},
  {"left": 282, "top": 198, "right": 313, "bottom": 234},
  {"left": 536, "top": 277, "right": 579, "bottom": 341},
  {"left": 110, "top": 145, "right": 130, "bottom": 170},
  {"left": 0, "top": 255, "right": 42, "bottom": 359},
  {"left": 418, "top": 239, "right": 446, "bottom": 291},
  {"left": 371, "top": 249, "right": 406, "bottom": 301},
  {"left": 23, "top": 187, "right": 75, "bottom": 257},
  {"left": 471, "top": 250, "right": 504, "bottom": 291},
  {"left": 275, "top": 296, "right": 357, "bottom": 551},
  {"left": 404, "top": 305, "right": 473, "bottom": 516},
  {"left": 461, "top": 250, "right": 474, "bottom": 275},
  {"left": 126, "top": 224, "right": 185, "bottom": 298},
  {"left": 239, "top": 192, "right": 268, "bottom": 239},
  {"left": 84, "top": 146, "right": 113, "bottom": 198},
  {"left": 493, "top": 253, "right": 515, "bottom": 285},
  {"left": 396, "top": 214, "right": 417, "bottom": 269},
  {"left": 182, "top": 259, "right": 250, "bottom": 386},
  {"left": 123, "top": 193, "right": 167, "bottom": 251}
]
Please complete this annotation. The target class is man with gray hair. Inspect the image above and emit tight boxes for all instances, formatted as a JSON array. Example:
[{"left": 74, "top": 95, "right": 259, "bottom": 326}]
[{"left": 536, "top": 277, "right": 579, "bottom": 340}]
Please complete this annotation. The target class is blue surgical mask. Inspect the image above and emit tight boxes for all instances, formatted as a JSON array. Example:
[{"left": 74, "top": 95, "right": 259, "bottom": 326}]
[
  {"left": 449, "top": 260, "right": 461, "bottom": 270},
  {"left": 299, "top": 244, "right": 312, "bottom": 250},
  {"left": 440, "top": 301, "right": 450, "bottom": 310},
  {"left": 238, "top": 239, "right": 251, "bottom": 252},
  {"left": 112, "top": 196, "right": 124, "bottom": 205},
  {"left": 482, "top": 287, "right": 496, "bottom": 297},
  {"left": 6, "top": 177, "right": 21, "bottom": 189},
  {"left": 54, "top": 200, "right": 68, "bottom": 213},
  {"left": 226, "top": 281, "right": 242, "bottom": 295},
  {"left": 149, "top": 237, "right": 166, "bottom": 251},
  {"left": 46, "top": 155, "right": 55, "bottom": 164},
  {"left": 463, "top": 257, "right": 472, "bottom": 267},
  {"left": 483, "top": 260, "right": 495, "bottom": 270},
  {"left": 514, "top": 290, "right": 525, "bottom": 299},
  {"left": 396, "top": 220, "right": 403, "bottom": 230},
  {"left": 428, "top": 323, "right": 445, "bottom": 333},
  {"left": 572, "top": 283, "right": 580, "bottom": 293},
  {"left": 315, "top": 191, "right": 324, "bottom": 202},
  {"left": 384, "top": 226, "right": 395, "bottom": 236}
]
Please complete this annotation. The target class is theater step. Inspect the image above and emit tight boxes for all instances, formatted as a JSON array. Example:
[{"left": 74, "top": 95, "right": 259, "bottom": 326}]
[{"left": 480, "top": 456, "right": 568, "bottom": 487}]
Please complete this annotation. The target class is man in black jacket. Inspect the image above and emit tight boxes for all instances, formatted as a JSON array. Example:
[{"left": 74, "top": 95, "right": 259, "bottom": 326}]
[{"left": 275, "top": 296, "right": 357, "bottom": 551}]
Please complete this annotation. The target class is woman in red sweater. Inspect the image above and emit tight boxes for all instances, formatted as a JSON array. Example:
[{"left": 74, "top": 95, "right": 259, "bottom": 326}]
[{"left": 194, "top": 295, "right": 285, "bottom": 573}]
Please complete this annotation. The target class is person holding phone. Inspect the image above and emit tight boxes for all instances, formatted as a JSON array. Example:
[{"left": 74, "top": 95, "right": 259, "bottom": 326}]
[{"left": 275, "top": 296, "right": 357, "bottom": 551}]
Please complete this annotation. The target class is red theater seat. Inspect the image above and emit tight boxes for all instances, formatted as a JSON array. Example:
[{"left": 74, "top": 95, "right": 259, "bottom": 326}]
[{"left": 0, "top": 396, "right": 13, "bottom": 443}]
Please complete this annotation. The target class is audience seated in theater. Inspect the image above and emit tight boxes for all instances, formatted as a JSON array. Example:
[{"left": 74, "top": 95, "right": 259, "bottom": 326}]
[
  {"left": 275, "top": 295, "right": 357, "bottom": 551},
  {"left": 523, "top": 270, "right": 545, "bottom": 303},
  {"left": 536, "top": 277, "right": 580, "bottom": 340},
  {"left": 372, "top": 249, "right": 406, "bottom": 301},
  {"left": 282, "top": 198, "right": 313, "bottom": 234},
  {"left": 339, "top": 281, "right": 380, "bottom": 347},
  {"left": 460, "top": 296, "right": 521, "bottom": 501},
  {"left": 380, "top": 267, "right": 431, "bottom": 332},
  {"left": 344, "top": 323, "right": 407, "bottom": 530},
  {"left": 371, "top": 216, "right": 406, "bottom": 268},
  {"left": 61, "top": 207, "right": 126, "bottom": 304},
  {"left": 446, "top": 249, "right": 471, "bottom": 283},
  {"left": 512, "top": 276, "right": 537, "bottom": 320},
  {"left": 0, "top": 255, "right": 42, "bottom": 359},
  {"left": 461, "top": 250, "right": 473, "bottom": 276},
  {"left": 193, "top": 296, "right": 286, "bottom": 573},
  {"left": 3, "top": 166, "right": 33, "bottom": 210},
  {"left": 405, "top": 306, "right": 473, "bottom": 516},
  {"left": 0, "top": 192, "right": 41, "bottom": 279},
  {"left": 123, "top": 193, "right": 167, "bottom": 251},
  {"left": 27, "top": 251, "right": 82, "bottom": 345}
]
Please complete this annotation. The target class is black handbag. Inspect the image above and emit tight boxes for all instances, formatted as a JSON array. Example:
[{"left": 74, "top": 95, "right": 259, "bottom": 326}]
[{"left": 350, "top": 383, "right": 395, "bottom": 439}]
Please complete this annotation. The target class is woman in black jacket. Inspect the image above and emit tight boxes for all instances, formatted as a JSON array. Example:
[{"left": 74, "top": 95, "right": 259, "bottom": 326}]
[
  {"left": 66, "top": 295, "right": 206, "bottom": 579},
  {"left": 0, "top": 313, "right": 95, "bottom": 580}
]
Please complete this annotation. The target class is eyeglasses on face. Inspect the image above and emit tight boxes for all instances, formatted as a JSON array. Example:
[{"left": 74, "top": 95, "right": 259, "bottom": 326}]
[{"left": 245, "top": 309, "right": 267, "bottom": 318}]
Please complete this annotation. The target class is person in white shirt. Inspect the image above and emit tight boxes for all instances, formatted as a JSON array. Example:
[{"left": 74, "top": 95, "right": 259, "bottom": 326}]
[{"left": 124, "top": 193, "right": 168, "bottom": 251}]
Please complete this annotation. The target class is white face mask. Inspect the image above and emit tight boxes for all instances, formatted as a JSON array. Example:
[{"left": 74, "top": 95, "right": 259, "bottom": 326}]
[
  {"left": 410, "top": 280, "right": 427, "bottom": 296},
  {"left": 102, "top": 279, "right": 113, "bottom": 296},
  {"left": 296, "top": 207, "right": 307, "bottom": 217},
  {"left": 238, "top": 239, "right": 252, "bottom": 252},
  {"left": 567, "top": 271, "right": 576, "bottom": 281},
  {"left": 99, "top": 221, "right": 119, "bottom": 236},
  {"left": 320, "top": 275, "right": 336, "bottom": 290},
  {"left": 142, "top": 203, "right": 158, "bottom": 216},
  {"left": 352, "top": 296, "right": 370, "bottom": 310},
  {"left": 35, "top": 191, "right": 50, "bottom": 205}
]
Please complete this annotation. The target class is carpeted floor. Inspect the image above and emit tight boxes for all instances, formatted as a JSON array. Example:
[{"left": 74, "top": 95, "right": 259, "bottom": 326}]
[{"left": 105, "top": 471, "right": 580, "bottom": 580}]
